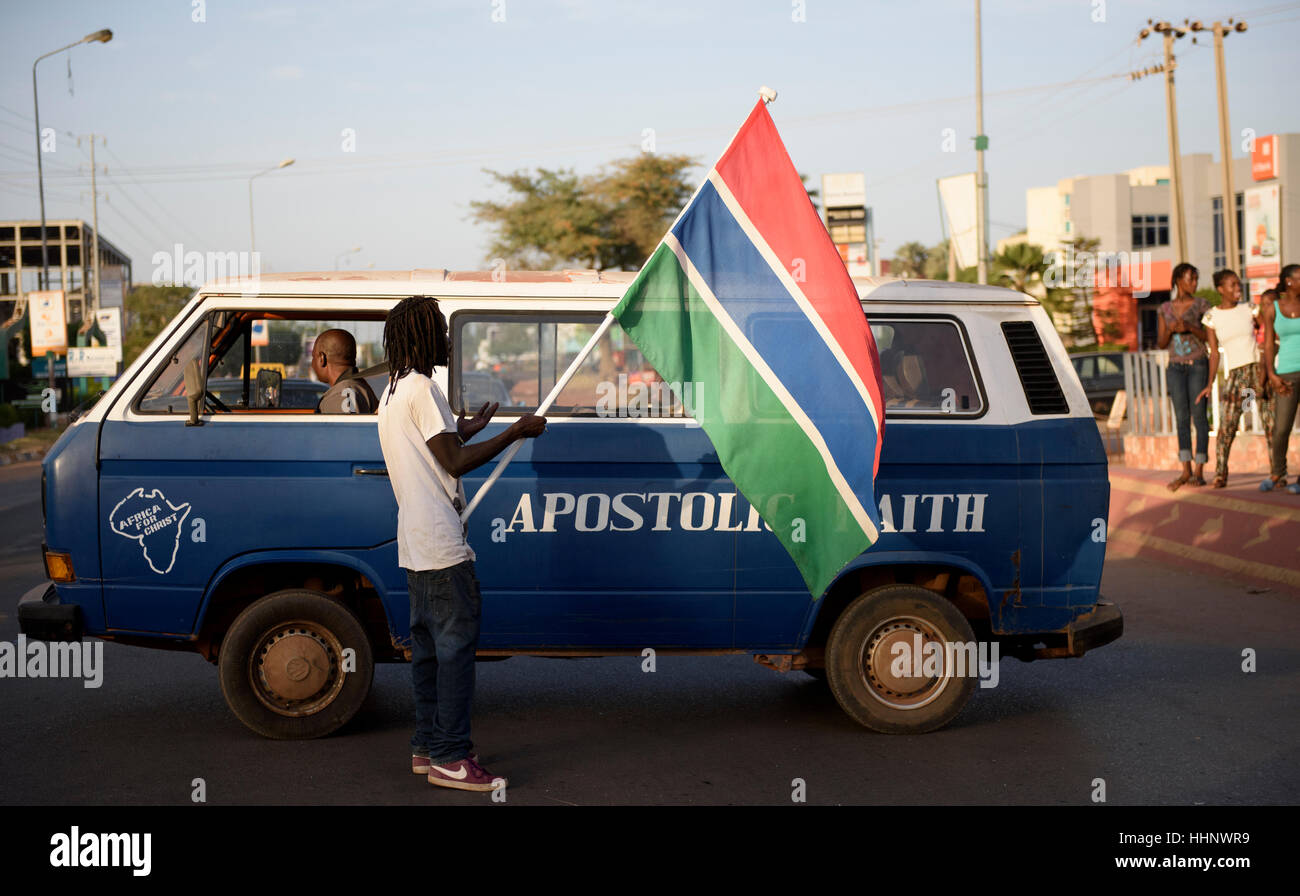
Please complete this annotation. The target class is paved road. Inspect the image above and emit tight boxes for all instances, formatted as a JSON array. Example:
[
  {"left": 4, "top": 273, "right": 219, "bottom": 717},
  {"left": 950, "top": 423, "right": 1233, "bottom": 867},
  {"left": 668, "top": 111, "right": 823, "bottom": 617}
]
[{"left": 1, "top": 461, "right": 1296, "bottom": 805}]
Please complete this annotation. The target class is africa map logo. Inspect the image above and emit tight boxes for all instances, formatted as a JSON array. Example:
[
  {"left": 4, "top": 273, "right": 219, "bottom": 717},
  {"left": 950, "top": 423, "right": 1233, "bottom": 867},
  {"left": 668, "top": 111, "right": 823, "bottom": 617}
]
[{"left": 108, "top": 488, "right": 192, "bottom": 575}]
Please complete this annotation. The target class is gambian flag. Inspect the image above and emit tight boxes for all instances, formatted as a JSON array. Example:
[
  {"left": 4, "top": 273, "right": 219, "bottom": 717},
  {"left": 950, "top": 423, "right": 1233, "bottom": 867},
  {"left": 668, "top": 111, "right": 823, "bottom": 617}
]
[{"left": 613, "top": 99, "right": 885, "bottom": 599}]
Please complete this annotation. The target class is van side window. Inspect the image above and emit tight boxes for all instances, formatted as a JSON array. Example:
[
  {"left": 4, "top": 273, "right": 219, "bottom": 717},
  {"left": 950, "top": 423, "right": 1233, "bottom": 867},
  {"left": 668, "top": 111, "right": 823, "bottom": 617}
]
[
  {"left": 869, "top": 318, "right": 984, "bottom": 416},
  {"left": 453, "top": 313, "right": 693, "bottom": 418},
  {"left": 137, "top": 319, "right": 209, "bottom": 413},
  {"left": 211, "top": 316, "right": 385, "bottom": 411},
  {"left": 136, "top": 311, "right": 386, "bottom": 414}
]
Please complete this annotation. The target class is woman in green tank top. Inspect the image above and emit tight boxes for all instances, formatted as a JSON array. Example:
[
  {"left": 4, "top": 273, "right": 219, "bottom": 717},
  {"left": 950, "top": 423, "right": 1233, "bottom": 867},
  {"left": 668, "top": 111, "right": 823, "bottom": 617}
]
[{"left": 1261, "top": 264, "right": 1300, "bottom": 492}]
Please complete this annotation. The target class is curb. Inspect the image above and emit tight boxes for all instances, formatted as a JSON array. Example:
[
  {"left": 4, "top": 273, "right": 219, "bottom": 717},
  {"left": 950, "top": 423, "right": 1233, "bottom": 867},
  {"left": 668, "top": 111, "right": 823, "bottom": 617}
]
[{"left": 0, "top": 449, "right": 47, "bottom": 466}]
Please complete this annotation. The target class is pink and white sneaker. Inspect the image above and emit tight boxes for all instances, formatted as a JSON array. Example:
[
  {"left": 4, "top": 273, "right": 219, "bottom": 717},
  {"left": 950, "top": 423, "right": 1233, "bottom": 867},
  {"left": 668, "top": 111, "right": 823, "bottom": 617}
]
[{"left": 426, "top": 757, "right": 506, "bottom": 792}]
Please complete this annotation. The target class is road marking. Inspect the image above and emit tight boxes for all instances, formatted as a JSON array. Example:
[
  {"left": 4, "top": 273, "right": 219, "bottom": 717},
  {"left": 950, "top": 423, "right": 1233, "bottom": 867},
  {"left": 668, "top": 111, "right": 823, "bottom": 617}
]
[
  {"left": 1110, "top": 473, "right": 1300, "bottom": 523},
  {"left": 1109, "top": 527, "right": 1300, "bottom": 590}
]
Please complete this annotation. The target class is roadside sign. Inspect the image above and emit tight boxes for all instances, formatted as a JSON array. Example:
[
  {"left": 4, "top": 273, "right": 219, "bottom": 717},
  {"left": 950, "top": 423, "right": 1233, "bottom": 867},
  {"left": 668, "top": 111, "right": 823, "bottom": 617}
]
[
  {"left": 29, "top": 290, "right": 68, "bottom": 356},
  {"left": 67, "top": 346, "right": 119, "bottom": 377},
  {"left": 32, "top": 356, "right": 68, "bottom": 377},
  {"left": 95, "top": 307, "right": 123, "bottom": 361}
]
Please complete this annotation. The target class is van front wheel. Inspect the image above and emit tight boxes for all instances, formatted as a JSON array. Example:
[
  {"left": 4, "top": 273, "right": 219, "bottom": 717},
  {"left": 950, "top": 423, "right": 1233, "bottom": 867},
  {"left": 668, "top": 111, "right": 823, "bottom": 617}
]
[
  {"left": 218, "top": 589, "right": 374, "bottom": 739},
  {"left": 825, "top": 584, "right": 977, "bottom": 734}
]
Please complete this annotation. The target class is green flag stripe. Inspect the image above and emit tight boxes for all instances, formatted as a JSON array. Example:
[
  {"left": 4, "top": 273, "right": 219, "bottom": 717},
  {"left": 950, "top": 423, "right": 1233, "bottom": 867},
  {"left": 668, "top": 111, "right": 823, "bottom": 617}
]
[{"left": 614, "top": 243, "right": 874, "bottom": 597}]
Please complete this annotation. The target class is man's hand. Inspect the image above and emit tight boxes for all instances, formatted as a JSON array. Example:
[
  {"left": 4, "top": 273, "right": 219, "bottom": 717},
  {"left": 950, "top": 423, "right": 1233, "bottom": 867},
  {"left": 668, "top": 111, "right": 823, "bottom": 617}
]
[
  {"left": 1270, "top": 372, "right": 1293, "bottom": 395},
  {"left": 511, "top": 414, "right": 547, "bottom": 438},
  {"left": 457, "top": 401, "right": 498, "bottom": 443},
  {"left": 1195, "top": 385, "right": 1212, "bottom": 405}
]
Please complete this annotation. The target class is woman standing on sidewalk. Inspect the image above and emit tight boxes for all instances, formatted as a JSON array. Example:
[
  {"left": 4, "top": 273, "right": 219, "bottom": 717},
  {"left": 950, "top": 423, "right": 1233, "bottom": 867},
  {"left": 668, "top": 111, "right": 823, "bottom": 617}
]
[
  {"left": 1260, "top": 264, "right": 1300, "bottom": 493},
  {"left": 1197, "top": 270, "right": 1275, "bottom": 487},
  {"left": 1158, "top": 263, "right": 1212, "bottom": 491}
]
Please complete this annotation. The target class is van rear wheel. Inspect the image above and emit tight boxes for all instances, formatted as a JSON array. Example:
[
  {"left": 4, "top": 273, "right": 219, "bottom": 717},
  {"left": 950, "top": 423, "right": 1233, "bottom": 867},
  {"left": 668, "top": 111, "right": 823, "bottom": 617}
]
[
  {"left": 825, "top": 584, "right": 977, "bottom": 734},
  {"left": 218, "top": 589, "right": 374, "bottom": 739}
]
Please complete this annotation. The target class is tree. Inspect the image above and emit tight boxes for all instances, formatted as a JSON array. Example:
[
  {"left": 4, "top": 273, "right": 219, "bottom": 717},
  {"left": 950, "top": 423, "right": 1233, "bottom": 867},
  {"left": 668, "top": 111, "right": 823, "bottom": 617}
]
[
  {"left": 588, "top": 153, "right": 697, "bottom": 270},
  {"left": 123, "top": 284, "right": 193, "bottom": 367},
  {"left": 1040, "top": 235, "right": 1101, "bottom": 349},
  {"left": 470, "top": 154, "right": 698, "bottom": 271},
  {"left": 892, "top": 242, "right": 930, "bottom": 278},
  {"left": 469, "top": 168, "right": 607, "bottom": 270},
  {"left": 991, "top": 242, "right": 1047, "bottom": 295}
]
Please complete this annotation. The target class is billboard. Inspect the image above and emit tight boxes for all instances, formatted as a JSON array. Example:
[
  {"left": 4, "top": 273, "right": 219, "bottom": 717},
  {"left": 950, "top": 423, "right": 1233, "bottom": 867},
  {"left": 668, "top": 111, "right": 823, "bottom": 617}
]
[
  {"left": 938, "top": 173, "right": 979, "bottom": 270},
  {"left": 29, "top": 290, "right": 68, "bottom": 356},
  {"left": 1244, "top": 183, "right": 1281, "bottom": 280},
  {"left": 95, "top": 307, "right": 123, "bottom": 362},
  {"left": 822, "top": 172, "right": 870, "bottom": 277},
  {"left": 67, "top": 346, "right": 118, "bottom": 377},
  {"left": 1252, "top": 135, "right": 1278, "bottom": 182}
]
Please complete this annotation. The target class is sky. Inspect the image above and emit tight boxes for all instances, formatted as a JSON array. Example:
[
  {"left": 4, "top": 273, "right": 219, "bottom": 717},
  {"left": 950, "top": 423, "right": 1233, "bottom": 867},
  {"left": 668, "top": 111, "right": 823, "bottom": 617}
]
[{"left": 1, "top": 0, "right": 1298, "bottom": 281}]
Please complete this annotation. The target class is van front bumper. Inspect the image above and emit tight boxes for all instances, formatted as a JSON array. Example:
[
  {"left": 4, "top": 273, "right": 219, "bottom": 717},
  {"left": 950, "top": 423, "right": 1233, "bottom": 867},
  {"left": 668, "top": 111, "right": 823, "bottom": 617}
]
[{"left": 17, "top": 582, "right": 84, "bottom": 642}]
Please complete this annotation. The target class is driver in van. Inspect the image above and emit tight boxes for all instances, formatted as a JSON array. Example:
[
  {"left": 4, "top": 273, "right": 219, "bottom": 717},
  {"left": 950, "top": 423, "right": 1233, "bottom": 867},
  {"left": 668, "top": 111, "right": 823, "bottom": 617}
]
[{"left": 312, "top": 328, "right": 379, "bottom": 414}]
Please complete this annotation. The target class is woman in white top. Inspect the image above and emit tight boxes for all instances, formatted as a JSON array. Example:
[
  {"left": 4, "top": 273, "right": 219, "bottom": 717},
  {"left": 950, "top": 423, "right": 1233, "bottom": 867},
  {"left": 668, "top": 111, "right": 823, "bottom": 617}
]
[{"left": 1196, "top": 269, "right": 1276, "bottom": 487}]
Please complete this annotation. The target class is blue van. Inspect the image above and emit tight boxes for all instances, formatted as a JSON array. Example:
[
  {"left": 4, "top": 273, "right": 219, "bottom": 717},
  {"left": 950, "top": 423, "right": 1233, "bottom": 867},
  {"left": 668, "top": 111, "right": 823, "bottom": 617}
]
[{"left": 19, "top": 270, "right": 1120, "bottom": 737}]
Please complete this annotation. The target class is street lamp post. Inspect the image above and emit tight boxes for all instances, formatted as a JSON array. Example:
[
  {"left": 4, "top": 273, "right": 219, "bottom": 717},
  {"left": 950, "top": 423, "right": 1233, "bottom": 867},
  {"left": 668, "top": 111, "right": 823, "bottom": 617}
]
[
  {"left": 32, "top": 28, "right": 112, "bottom": 426},
  {"left": 248, "top": 158, "right": 295, "bottom": 256},
  {"left": 32, "top": 29, "right": 112, "bottom": 292}
]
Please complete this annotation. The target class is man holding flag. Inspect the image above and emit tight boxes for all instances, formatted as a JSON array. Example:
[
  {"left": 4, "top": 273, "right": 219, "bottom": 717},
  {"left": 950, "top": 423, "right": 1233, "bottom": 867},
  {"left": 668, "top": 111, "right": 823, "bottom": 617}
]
[{"left": 450, "top": 91, "right": 885, "bottom": 787}]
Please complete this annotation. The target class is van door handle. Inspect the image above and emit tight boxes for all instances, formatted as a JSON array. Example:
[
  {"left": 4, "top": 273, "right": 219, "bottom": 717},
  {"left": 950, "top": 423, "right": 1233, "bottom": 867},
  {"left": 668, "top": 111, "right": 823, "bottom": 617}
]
[{"left": 353, "top": 467, "right": 388, "bottom": 477}]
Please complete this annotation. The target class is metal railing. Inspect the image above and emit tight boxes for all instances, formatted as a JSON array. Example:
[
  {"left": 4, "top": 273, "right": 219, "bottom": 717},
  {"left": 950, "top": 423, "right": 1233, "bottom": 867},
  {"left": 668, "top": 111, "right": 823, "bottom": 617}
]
[{"left": 1122, "top": 350, "right": 1295, "bottom": 437}]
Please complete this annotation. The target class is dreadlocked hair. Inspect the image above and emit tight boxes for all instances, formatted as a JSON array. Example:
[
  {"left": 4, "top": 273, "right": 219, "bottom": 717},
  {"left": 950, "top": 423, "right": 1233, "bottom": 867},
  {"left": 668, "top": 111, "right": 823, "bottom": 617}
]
[{"left": 383, "top": 295, "right": 449, "bottom": 403}]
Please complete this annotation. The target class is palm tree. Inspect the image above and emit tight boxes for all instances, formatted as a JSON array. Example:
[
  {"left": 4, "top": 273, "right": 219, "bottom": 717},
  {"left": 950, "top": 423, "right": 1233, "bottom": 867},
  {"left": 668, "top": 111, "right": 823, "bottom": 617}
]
[{"left": 991, "top": 242, "right": 1047, "bottom": 294}]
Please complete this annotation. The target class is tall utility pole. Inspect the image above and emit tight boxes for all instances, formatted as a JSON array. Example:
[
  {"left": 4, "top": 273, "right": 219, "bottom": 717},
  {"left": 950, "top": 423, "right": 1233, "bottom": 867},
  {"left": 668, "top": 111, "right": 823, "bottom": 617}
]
[
  {"left": 1140, "top": 21, "right": 1189, "bottom": 263},
  {"left": 79, "top": 134, "right": 104, "bottom": 318},
  {"left": 1191, "top": 18, "right": 1248, "bottom": 274},
  {"left": 973, "top": 0, "right": 988, "bottom": 284}
]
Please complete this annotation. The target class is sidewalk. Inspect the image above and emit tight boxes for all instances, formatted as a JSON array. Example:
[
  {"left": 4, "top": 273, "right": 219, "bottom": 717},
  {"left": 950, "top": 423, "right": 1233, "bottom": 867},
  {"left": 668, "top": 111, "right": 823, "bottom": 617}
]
[{"left": 1108, "top": 465, "right": 1300, "bottom": 596}]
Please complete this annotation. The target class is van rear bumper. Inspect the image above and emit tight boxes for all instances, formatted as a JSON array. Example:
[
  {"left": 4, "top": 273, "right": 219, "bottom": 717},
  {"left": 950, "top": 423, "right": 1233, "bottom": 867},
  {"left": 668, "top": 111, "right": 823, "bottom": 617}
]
[
  {"left": 999, "top": 599, "right": 1123, "bottom": 661},
  {"left": 1066, "top": 599, "right": 1123, "bottom": 656},
  {"left": 17, "top": 582, "right": 84, "bottom": 642}
]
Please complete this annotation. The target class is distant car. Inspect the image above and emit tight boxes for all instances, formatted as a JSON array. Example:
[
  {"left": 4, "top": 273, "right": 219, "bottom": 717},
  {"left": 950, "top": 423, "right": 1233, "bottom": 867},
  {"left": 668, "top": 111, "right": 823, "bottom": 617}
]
[
  {"left": 1070, "top": 351, "right": 1125, "bottom": 415},
  {"left": 459, "top": 371, "right": 510, "bottom": 409}
]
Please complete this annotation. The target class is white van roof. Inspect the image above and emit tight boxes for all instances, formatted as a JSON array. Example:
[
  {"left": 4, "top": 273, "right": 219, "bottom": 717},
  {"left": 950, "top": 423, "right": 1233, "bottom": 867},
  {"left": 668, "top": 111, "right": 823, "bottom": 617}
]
[{"left": 201, "top": 270, "right": 1036, "bottom": 305}]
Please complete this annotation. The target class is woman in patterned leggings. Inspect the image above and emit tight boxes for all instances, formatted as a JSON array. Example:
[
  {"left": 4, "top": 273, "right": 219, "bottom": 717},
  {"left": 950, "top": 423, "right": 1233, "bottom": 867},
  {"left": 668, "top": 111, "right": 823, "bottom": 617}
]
[{"left": 1197, "top": 270, "right": 1275, "bottom": 487}]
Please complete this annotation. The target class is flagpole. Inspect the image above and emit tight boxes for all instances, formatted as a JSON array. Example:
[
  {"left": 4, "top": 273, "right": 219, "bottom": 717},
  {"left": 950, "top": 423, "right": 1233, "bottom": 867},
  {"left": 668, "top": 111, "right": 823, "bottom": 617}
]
[
  {"left": 461, "top": 312, "right": 616, "bottom": 521},
  {"left": 462, "top": 87, "right": 779, "bottom": 523}
]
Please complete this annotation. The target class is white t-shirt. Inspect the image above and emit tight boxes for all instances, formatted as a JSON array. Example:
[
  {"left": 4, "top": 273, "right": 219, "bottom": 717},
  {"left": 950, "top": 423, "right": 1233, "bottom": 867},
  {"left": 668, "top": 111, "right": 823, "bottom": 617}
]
[
  {"left": 377, "top": 372, "right": 475, "bottom": 572},
  {"left": 1202, "top": 303, "right": 1258, "bottom": 372}
]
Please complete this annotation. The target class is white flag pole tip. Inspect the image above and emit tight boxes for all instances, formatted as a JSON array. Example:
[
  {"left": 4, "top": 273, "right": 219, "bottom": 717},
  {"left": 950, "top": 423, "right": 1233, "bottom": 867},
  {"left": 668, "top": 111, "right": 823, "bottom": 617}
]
[{"left": 758, "top": 86, "right": 777, "bottom": 104}]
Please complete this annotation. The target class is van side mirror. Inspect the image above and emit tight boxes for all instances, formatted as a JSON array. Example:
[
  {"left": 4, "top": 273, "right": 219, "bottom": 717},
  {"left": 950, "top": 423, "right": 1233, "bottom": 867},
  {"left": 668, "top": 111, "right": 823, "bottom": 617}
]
[{"left": 183, "top": 358, "right": 204, "bottom": 426}]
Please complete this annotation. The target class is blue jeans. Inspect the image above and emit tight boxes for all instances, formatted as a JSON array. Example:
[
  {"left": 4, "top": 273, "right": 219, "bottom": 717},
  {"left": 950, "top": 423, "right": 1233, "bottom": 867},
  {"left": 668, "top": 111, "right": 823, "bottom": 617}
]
[
  {"left": 408, "top": 561, "right": 481, "bottom": 765},
  {"left": 1167, "top": 359, "right": 1209, "bottom": 464}
]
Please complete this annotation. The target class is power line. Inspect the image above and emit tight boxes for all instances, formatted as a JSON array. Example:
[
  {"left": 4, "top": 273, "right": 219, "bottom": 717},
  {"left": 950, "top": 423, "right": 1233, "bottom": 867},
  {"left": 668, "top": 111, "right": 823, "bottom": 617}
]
[{"left": 101, "top": 145, "right": 220, "bottom": 249}]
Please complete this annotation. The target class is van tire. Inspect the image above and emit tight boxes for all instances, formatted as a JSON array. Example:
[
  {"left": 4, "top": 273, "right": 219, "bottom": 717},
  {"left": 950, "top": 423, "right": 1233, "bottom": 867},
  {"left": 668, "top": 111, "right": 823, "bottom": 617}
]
[
  {"left": 218, "top": 589, "right": 374, "bottom": 739},
  {"left": 825, "top": 584, "right": 977, "bottom": 734}
]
